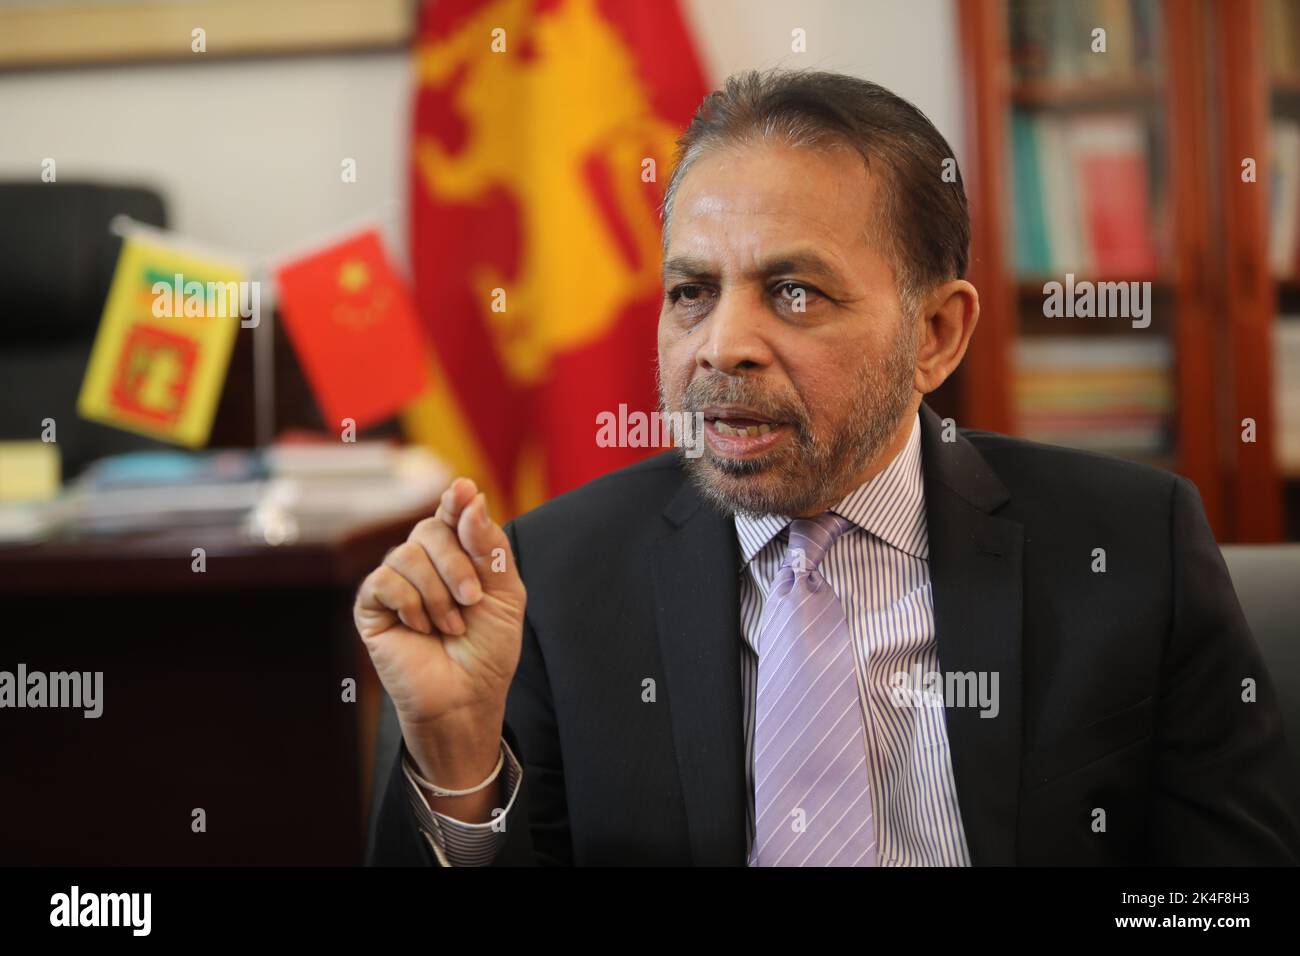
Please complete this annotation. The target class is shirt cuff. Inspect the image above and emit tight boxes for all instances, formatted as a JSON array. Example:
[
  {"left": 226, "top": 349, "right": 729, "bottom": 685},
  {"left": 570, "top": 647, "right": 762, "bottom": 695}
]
[{"left": 401, "top": 737, "right": 523, "bottom": 867}]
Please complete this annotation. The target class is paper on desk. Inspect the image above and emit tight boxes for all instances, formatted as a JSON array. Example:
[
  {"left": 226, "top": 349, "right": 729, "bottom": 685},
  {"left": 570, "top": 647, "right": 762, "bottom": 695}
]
[{"left": 0, "top": 441, "right": 60, "bottom": 502}]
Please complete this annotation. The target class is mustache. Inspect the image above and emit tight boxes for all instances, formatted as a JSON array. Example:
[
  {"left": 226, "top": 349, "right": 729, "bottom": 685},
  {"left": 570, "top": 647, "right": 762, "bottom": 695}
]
[{"left": 676, "top": 376, "right": 807, "bottom": 430}]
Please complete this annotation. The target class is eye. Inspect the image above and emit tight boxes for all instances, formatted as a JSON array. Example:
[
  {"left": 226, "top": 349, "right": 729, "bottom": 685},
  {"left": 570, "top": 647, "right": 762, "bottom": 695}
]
[
  {"left": 666, "top": 283, "right": 716, "bottom": 315},
  {"left": 773, "top": 281, "right": 820, "bottom": 309}
]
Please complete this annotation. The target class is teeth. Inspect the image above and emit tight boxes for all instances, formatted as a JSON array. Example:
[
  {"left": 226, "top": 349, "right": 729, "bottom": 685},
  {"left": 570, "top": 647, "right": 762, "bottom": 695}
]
[{"left": 714, "top": 421, "right": 776, "bottom": 438}]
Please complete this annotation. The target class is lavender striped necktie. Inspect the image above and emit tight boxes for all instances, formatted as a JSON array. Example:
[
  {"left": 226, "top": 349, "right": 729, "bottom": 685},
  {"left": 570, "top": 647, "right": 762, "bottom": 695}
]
[{"left": 753, "top": 512, "right": 877, "bottom": 867}]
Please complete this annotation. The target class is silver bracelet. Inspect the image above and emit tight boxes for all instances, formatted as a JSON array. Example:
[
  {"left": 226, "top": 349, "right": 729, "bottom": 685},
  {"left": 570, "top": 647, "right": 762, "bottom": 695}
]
[{"left": 406, "top": 743, "right": 505, "bottom": 797}]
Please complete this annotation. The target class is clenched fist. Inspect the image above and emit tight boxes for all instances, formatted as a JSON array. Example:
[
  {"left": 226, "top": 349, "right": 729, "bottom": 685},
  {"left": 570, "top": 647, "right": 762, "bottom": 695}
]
[{"left": 355, "top": 477, "right": 526, "bottom": 804}]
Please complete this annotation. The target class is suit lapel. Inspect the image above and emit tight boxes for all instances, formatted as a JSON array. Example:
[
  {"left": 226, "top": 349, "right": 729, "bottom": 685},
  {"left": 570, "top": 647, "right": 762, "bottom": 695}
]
[
  {"left": 918, "top": 402, "right": 1024, "bottom": 865},
  {"left": 650, "top": 482, "right": 748, "bottom": 865},
  {"left": 647, "top": 403, "right": 1024, "bottom": 866}
]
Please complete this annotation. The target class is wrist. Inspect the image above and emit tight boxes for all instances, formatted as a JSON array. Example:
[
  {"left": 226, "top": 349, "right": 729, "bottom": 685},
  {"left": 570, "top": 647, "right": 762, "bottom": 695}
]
[{"left": 401, "top": 708, "right": 505, "bottom": 790}]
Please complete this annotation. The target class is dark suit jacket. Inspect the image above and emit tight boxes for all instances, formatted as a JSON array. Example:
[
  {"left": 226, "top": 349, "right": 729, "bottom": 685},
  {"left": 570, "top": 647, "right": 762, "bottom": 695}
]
[{"left": 371, "top": 402, "right": 1300, "bottom": 865}]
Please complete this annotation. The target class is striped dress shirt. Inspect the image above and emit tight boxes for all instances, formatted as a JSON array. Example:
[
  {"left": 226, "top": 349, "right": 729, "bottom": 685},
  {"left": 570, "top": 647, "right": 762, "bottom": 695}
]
[
  {"left": 402, "top": 737, "right": 523, "bottom": 866},
  {"left": 406, "top": 410, "right": 970, "bottom": 866},
  {"left": 734, "top": 411, "right": 970, "bottom": 865}
]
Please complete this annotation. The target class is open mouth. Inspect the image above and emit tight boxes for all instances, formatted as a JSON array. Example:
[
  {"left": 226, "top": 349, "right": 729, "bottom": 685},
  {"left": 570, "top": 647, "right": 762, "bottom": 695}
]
[
  {"left": 699, "top": 406, "right": 792, "bottom": 456},
  {"left": 711, "top": 417, "right": 776, "bottom": 437}
]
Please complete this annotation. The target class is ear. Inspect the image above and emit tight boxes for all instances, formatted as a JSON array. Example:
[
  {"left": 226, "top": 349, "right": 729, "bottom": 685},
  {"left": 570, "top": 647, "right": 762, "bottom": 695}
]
[{"left": 913, "top": 279, "right": 979, "bottom": 395}]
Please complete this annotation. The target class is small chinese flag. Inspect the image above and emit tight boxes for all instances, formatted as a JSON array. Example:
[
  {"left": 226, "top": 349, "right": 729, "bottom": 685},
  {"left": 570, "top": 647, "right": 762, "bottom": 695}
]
[
  {"left": 275, "top": 230, "right": 428, "bottom": 431},
  {"left": 78, "top": 235, "right": 242, "bottom": 447}
]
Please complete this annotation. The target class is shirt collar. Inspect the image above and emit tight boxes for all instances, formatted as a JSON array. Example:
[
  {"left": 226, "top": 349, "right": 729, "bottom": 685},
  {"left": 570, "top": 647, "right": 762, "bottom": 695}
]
[{"left": 733, "top": 410, "right": 928, "bottom": 565}]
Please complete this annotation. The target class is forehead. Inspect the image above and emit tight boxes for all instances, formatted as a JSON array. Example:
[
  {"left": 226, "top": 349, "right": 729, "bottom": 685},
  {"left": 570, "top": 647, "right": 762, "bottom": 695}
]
[{"left": 666, "top": 140, "right": 878, "bottom": 261}]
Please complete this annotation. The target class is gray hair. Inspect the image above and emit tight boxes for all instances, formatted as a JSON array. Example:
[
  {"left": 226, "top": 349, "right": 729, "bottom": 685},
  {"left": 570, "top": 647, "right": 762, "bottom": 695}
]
[{"left": 661, "top": 68, "right": 969, "bottom": 321}]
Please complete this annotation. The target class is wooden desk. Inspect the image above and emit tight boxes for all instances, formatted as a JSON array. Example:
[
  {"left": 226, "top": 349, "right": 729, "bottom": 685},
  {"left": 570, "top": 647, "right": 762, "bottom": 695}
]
[{"left": 0, "top": 503, "right": 432, "bottom": 865}]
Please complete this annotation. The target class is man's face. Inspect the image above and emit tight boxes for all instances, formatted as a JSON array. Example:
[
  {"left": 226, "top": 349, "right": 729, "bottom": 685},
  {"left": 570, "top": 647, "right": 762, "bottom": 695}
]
[{"left": 657, "top": 140, "right": 920, "bottom": 517}]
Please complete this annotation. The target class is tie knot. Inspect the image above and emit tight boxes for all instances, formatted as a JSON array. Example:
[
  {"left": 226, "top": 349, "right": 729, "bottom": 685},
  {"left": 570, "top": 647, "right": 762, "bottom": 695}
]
[{"left": 782, "top": 512, "right": 852, "bottom": 575}]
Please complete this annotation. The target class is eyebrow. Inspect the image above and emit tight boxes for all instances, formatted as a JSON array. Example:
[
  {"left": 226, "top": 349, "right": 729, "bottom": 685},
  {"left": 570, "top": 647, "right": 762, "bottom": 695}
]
[{"left": 661, "top": 251, "right": 844, "bottom": 287}]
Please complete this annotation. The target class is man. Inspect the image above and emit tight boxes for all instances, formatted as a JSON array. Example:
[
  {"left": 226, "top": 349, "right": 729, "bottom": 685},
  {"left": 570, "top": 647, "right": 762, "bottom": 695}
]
[{"left": 358, "top": 69, "right": 1300, "bottom": 866}]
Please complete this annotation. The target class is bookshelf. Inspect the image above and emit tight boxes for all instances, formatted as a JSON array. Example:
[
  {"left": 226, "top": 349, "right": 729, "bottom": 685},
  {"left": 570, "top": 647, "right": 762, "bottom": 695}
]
[
  {"left": 1262, "top": 0, "right": 1300, "bottom": 534},
  {"left": 956, "top": 0, "right": 1289, "bottom": 542}
]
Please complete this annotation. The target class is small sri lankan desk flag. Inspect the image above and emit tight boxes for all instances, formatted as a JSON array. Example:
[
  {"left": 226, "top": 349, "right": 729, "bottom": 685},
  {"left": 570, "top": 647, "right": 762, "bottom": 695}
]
[
  {"left": 274, "top": 229, "right": 429, "bottom": 431},
  {"left": 403, "top": 0, "right": 709, "bottom": 519},
  {"left": 77, "top": 234, "right": 243, "bottom": 447}
]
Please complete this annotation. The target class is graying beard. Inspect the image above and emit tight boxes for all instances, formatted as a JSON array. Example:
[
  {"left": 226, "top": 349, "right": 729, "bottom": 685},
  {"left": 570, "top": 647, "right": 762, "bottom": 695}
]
[{"left": 668, "top": 327, "right": 916, "bottom": 517}]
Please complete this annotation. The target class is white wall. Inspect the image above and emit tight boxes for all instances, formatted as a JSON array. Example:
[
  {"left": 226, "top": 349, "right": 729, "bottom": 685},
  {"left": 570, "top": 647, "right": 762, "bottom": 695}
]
[
  {"left": 0, "top": 0, "right": 961, "bottom": 265},
  {"left": 683, "top": 0, "right": 963, "bottom": 157},
  {"left": 0, "top": 51, "right": 413, "bottom": 265}
]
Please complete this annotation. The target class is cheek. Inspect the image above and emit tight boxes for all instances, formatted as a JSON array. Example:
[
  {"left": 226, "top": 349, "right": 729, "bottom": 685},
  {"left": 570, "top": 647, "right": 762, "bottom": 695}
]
[
  {"left": 655, "top": 315, "right": 672, "bottom": 363},
  {"left": 657, "top": 326, "right": 691, "bottom": 386},
  {"left": 785, "top": 345, "right": 860, "bottom": 414}
]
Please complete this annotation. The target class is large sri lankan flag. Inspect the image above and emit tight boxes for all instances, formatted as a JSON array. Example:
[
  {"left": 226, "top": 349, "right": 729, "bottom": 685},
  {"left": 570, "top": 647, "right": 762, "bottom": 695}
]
[{"left": 402, "top": 0, "right": 708, "bottom": 518}]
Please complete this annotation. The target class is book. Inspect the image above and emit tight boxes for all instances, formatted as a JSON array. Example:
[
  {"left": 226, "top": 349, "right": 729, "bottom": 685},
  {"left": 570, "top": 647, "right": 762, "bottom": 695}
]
[
  {"left": 1069, "top": 114, "right": 1159, "bottom": 274},
  {"left": 1012, "top": 112, "right": 1158, "bottom": 277},
  {"left": 1036, "top": 115, "right": 1092, "bottom": 273},
  {"left": 1269, "top": 119, "right": 1300, "bottom": 277},
  {"left": 1015, "top": 335, "right": 1172, "bottom": 456},
  {"left": 1009, "top": 0, "right": 1159, "bottom": 83},
  {"left": 1275, "top": 318, "right": 1300, "bottom": 472},
  {"left": 1266, "top": 0, "right": 1299, "bottom": 79},
  {"left": 1011, "top": 110, "right": 1053, "bottom": 274}
]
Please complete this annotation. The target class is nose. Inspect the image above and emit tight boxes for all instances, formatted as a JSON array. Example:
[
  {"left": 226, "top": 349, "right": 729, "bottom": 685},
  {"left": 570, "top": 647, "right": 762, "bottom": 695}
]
[{"left": 696, "top": 290, "right": 772, "bottom": 375}]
